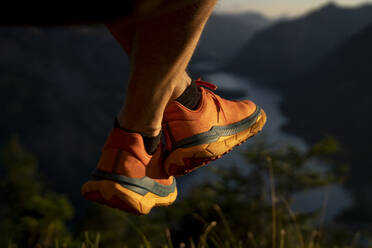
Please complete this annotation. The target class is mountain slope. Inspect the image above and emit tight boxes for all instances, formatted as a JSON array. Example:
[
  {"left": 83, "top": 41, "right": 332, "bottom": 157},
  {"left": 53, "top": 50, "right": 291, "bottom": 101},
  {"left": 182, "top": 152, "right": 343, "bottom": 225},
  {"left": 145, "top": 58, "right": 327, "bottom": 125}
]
[
  {"left": 223, "top": 3, "right": 372, "bottom": 85},
  {"left": 191, "top": 12, "right": 272, "bottom": 70},
  {"left": 0, "top": 26, "right": 129, "bottom": 209},
  {"left": 281, "top": 21, "right": 372, "bottom": 227}
]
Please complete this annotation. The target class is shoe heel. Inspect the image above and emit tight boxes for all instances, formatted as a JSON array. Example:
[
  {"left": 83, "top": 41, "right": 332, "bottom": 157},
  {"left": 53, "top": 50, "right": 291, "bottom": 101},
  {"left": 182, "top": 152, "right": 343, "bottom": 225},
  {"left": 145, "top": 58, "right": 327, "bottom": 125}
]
[
  {"left": 82, "top": 180, "right": 177, "bottom": 215},
  {"left": 82, "top": 180, "right": 149, "bottom": 215}
]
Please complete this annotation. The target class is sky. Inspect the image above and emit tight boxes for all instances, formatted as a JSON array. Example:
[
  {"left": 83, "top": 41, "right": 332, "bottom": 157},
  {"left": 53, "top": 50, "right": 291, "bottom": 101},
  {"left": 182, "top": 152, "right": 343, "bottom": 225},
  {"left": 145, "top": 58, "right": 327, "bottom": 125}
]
[{"left": 215, "top": 0, "right": 372, "bottom": 17}]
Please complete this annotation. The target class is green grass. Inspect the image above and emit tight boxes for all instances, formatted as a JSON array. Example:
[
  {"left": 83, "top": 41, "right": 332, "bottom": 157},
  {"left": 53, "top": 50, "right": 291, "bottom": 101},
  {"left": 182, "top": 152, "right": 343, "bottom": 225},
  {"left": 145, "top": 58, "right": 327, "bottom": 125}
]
[{"left": 2, "top": 136, "right": 370, "bottom": 248}]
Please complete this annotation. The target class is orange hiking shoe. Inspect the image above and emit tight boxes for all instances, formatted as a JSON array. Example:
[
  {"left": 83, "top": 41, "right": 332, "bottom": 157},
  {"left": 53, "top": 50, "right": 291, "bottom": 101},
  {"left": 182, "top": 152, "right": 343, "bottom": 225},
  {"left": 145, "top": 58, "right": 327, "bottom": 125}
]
[
  {"left": 81, "top": 127, "right": 177, "bottom": 215},
  {"left": 162, "top": 79, "right": 267, "bottom": 176}
]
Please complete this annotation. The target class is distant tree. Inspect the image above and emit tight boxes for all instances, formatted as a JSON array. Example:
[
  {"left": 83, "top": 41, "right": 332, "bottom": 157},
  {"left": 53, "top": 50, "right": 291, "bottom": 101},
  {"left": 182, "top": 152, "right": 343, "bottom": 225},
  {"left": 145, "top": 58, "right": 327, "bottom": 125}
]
[{"left": 0, "top": 136, "right": 74, "bottom": 248}]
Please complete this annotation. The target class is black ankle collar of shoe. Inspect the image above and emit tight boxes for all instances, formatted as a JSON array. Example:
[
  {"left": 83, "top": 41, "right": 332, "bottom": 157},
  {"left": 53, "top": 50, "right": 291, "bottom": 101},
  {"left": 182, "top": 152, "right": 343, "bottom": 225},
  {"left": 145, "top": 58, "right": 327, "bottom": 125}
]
[
  {"left": 176, "top": 81, "right": 201, "bottom": 110},
  {"left": 113, "top": 118, "right": 161, "bottom": 155}
]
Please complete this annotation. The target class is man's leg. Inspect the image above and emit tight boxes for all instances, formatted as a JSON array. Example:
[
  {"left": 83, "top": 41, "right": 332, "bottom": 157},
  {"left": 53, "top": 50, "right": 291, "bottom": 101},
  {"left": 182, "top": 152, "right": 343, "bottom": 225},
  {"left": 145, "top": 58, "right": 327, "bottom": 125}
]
[
  {"left": 106, "top": 0, "right": 218, "bottom": 136},
  {"left": 82, "top": 0, "right": 218, "bottom": 215}
]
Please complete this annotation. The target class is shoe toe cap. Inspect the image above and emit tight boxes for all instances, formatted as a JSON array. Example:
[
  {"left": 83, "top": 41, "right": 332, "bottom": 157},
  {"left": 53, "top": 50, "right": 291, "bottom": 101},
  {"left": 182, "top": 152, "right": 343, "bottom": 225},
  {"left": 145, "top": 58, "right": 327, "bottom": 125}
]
[{"left": 238, "top": 99, "right": 257, "bottom": 116}]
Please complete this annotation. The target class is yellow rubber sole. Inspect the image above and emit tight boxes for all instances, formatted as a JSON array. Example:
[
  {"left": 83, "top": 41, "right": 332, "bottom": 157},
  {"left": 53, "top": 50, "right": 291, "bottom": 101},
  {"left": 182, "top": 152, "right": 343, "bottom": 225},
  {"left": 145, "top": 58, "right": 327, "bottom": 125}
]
[
  {"left": 81, "top": 180, "right": 177, "bottom": 215},
  {"left": 165, "top": 110, "right": 267, "bottom": 176}
]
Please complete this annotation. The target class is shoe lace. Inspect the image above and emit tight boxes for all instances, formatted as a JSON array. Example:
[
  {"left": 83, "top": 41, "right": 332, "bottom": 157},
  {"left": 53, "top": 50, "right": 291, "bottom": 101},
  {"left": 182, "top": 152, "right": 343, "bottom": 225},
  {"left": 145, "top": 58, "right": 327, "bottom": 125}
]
[{"left": 195, "top": 78, "right": 226, "bottom": 123}]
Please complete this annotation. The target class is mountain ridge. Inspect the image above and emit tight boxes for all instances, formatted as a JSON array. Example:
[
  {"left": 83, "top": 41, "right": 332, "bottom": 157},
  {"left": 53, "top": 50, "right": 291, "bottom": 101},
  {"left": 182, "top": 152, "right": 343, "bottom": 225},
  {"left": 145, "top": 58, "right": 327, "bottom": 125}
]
[
  {"left": 222, "top": 3, "right": 372, "bottom": 86},
  {"left": 280, "top": 21, "right": 372, "bottom": 227}
]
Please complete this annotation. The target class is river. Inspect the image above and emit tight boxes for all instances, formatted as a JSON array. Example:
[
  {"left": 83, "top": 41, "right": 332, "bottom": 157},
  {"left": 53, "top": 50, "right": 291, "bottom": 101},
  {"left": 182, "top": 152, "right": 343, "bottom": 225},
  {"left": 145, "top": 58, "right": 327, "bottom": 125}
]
[{"left": 179, "top": 71, "right": 352, "bottom": 221}]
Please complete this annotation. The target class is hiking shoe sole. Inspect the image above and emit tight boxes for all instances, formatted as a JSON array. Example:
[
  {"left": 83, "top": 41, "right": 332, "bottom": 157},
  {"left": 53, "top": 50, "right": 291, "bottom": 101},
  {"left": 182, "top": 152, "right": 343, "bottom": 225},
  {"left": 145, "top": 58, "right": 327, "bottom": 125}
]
[{"left": 82, "top": 170, "right": 177, "bottom": 215}]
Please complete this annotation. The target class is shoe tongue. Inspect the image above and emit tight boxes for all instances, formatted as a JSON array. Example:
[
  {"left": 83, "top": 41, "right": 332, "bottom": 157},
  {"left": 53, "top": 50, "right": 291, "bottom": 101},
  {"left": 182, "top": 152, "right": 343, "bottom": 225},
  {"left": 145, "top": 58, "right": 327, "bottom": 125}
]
[{"left": 175, "top": 81, "right": 201, "bottom": 110}]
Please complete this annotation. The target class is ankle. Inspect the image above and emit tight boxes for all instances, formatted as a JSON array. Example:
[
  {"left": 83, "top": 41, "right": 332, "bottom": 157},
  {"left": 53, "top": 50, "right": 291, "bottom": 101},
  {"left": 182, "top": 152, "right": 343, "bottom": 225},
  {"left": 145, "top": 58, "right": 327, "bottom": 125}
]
[
  {"left": 171, "top": 72, "right": 192, "bottom": 100},
  {"left": 114, "top": 118, "right": 161, "bottom": 155},
  {"left": 175, "top": 81, "right": 201, "bottom": 110},
  {"left": 116, "top": 115, "right": 161, "bottom": 137}
]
